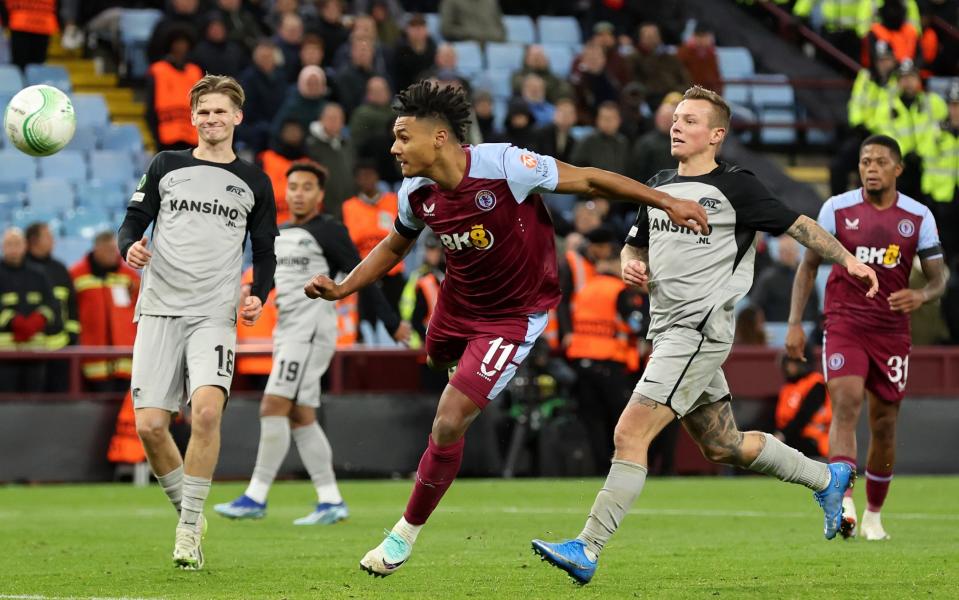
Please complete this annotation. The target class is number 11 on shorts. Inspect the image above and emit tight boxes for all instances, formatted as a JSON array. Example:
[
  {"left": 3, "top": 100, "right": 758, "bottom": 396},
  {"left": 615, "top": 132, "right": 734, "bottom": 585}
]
[{"left": 481, "top": 337, "right": 514, "bottom": 377}]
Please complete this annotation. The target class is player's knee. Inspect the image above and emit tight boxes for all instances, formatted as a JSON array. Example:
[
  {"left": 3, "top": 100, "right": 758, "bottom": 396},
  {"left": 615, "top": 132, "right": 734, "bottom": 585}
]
[
  {"left": 135, "top": 420, "right": 167, "bottom": 446},
  {"left": 870, "top": 412, "right": 897, "bottom": 440},
  {"left": 431, "top": 413, "right": 466, "bottom": 445},
  {"left": 190, "top": 405, "right": 222, "bottom": 434}
]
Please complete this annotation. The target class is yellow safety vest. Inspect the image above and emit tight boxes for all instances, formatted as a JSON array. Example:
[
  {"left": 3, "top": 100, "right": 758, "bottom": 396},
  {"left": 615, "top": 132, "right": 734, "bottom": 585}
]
[
  {"left": 848, "top": 70, "right": 897, "bottom": 132},
  {"left": 875, "top": 91, "right": 948, "bottom": 155},
  {"left": 921, "top": 126, "right": 959, "bottom": 203},
  {"left": 794, "top": 0, "right": 860, "bottom": 33}
]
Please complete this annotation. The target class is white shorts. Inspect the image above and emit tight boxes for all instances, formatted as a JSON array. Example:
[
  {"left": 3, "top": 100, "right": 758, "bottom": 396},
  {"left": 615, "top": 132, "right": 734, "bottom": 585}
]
[
  {"left": 263, "top": 338, "right": 335, "bottom": 407},
  {"left": 633, "top": 326, "right": 732, "bottom": 417},
  {"left": 131, "top": 315, "right": 237, "bottom": 412}
]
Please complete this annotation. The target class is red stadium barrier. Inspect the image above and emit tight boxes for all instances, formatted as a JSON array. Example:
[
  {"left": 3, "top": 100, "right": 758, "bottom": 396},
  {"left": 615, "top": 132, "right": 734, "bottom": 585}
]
[{"left": 2, "top": 345, "right": 959, "bottom": 400}]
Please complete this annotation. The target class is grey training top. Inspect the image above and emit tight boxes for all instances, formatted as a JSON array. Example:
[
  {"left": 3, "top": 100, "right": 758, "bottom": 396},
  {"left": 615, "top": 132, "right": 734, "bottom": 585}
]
[
  {"left": 625, "top": 162, "right": 799, "bottom": 343},
  {"left": 125, "top": 150, "right": 278, "bottom": 320}
]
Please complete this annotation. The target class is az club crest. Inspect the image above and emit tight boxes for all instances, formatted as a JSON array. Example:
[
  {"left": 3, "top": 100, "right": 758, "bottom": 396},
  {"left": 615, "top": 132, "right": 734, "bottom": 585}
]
[{"left": 475, "top": 190, "right": 496, "bottom": 211}]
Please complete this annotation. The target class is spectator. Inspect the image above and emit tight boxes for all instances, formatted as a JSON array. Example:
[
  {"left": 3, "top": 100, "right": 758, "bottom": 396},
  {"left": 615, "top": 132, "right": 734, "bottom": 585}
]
[
  {"left": 0, "top": 228, "right": 58, "bottom": 393},
  {"left": 618, "top": 81, "right": 650, "bottom": 142},
  {"left": 190, "top": 11, "right": 248, "bottom": 80},
  {"left": 861, "top": 0, "right": 920, "bottom": 69},
  {"left": 215, "top": 0, "right": 262, "bottom": 53},
  {"left": 274, "top": 12, "right": 305, "bottom": 81},
  {"left": 25, "top": 222, "right": 77, "bottom": 393},
  {"left": 532, "top": 96, "right": 578, "bottom": 163},
  {"left": 632, "top": 22, "right": 691, "bottom": 111},
  {"left": 272, "top": 65, "right": 331, "bottom": 139},
  {"left": 472, "top": 89, "right": 497, "bottom": 142},
  {"left": 314, "top": 0, "right": 350, "bottom": 66},
  {"left": 147, "top": 0, "right": 201, "bottom": 64},
  {"left": 238, "top": 38, "right": 291, "bottom": 154},
  {"left": 392, "top": 14, "right": 437, "bottom": 92},
  {"left": 399, "top": 232, "right": 445, "bottom": 348},
  {"left": 258, "top": 120, "right": 309, "bottom": 224},
  {"left": 145, "top": 27, "right": 202, "bottom": 151},
  {"left": 4, "top": 0, "right": 59, "bottom": 69},
  {"left": 490, "top": 98, "right": 537, "bottom": 149},
  {"left": 775, "top": 349, "right": 831, "bottom": 458},
  {"left": 569, "top": 42, "right": 620, "bottom": 124},
  {"left": 334, "top": 36, "right": 382, "bottom": 115},
  {"left": 677, "top": 25, "right": 722, "bottom": 95},
  {"left": 349, "top": 76, "right": 398, "bottom": 181},
  {"left": 267, "top": 0, "right": 305, "bottom": 31},
  {"left": 69, "top": 232, "right": 140, "bottom": 393},
  {"left": 734, "top": 304, "right": 767, "bottom": 345},
  {"left": 293, "top": 34, "right": 328, "bottom": 84},
  {"left": 369, "top": 0, "right": 402, "bottom": 46},
  {"left": 556, "top": 224, "right": 616, "bottom": 345},
  {"left": 419, "top": 42, "right": 465, "bottom": 83},
  {"left": 628, "top": 92, "right": 682, "bottom": 184},
  {"left": 520, "top": 74, "right": 555, "bottom": 126},
  {"left": 306, "top": 102, "right": 356, "bottom": 219},
  {"left": 510, "top": 45, "right": 573, "bottom": 104},
  {"left": 921, "top": 81, "right": 959, "bottom": 261},
  {"left": 342, "top": 161, "right": 406, "bottom": 312},
  {"left": 332, "top": 15, "right": 390, "bottom": 74},
  {"left": 439, "top": 0, "right": 505, "bottom": 43},
  {"left": 578, "top": 21, "right": 633, "bottom": 88},
  {"left": 752, "top": 235, "right": 821, "bottom": 324},
  {"left": 571, "top": 101, "right": 629, "bottom": 176}
]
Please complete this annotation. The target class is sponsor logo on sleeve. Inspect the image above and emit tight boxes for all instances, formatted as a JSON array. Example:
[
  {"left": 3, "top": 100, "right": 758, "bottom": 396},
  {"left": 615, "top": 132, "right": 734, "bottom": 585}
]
[
  {"left": 130, "top": 192, "right": 145, "bottom": 203},
  {"left": 136, "top": 174, "right": 147, "bottom": 190},
  {"left": 520, "top": 153, "right": 537, "bottom": 169},
  {"left": 475, "top": 190, "right": 496, "bottom": 211}
]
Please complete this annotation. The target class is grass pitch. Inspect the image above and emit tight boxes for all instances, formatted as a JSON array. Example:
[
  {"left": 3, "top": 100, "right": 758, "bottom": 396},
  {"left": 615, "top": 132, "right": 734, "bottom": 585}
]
[{"left": 1, "top": 476, "right": 956, "bottom": 599}]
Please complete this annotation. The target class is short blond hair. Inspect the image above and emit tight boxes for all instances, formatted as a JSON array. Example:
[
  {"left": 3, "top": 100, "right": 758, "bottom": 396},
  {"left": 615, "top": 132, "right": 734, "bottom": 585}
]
[
  {"left": 682, "top": 85, "right": 730, "bottom": 129},
  {"left": 190, "top": 74, "right": 245, "bottom": 111}
]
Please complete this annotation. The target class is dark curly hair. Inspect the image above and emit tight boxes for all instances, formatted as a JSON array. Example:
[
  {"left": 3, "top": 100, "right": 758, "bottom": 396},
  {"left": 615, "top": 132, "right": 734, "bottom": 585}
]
[{"left": 392, "top": 80, "right": 472, "bottom": 142}]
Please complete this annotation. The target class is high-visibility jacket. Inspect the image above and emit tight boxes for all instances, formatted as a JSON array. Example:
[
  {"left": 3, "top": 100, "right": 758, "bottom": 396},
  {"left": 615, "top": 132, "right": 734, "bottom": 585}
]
[
  {"left": 336, "top": 294, "right": 358, "bottom": 346},
  {"left": 70, "top": 255, "right": 139, "bottom": 380},
  {"left": 794, "top": 0, "right": 859, "bottom": 33},
  {"left": 148, "top": 60, "right": 201, "bottom": 146},
  {"left": 565, "top": 250, "right": 596, "bottom": 293},
  {"left": 342, "top": 193, "right": 404, "bottom": 276},
  {"left": 398, "top": 268, "right": 441, "bottom": 349},
  {"left": 776, "top": 372, "right": 832, "bottom": 456},
  {"left": 258, "top": 149, "right": 306, "bottom": 225},
  {"left": 0, "top": 261, "right": 57, "bottom": 350},
  {"left": 235, "top": 267, "right": 276, "bottom": 376},
  {"left": 543, "top": 308, "right": 560, "bottom": 350},
  {"left": 874, "top": 91, "right": 948, "bottom": 156},
  {"left": 5, "top": 0, "right": 58, "bottom": 35},
  {"left": 920, "top": 28, "right": 938, "bottom": 78},
  {"left": 566, "top": 274, "right": 636, "bottom": 366},
  {"left": 921, "top": 124, "right": 959, "bottom": 203},
  {"left": 862, "top": 22, "right": 919, "bottom": 67},
  {"left": 27, "top": 255, "right": 78, "bottom": 350},
  {"left": 856, "top": 0, "right": 921, "bottom": 38},
  {"left": 848, "top": 70, "right": 898, "bottom": 132}
]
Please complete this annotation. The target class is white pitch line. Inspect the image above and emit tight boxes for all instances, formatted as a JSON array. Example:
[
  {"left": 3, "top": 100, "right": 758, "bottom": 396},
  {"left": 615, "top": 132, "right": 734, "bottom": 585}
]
[{"left": 0, "top": 595, "right": 160, "bottom": 600}]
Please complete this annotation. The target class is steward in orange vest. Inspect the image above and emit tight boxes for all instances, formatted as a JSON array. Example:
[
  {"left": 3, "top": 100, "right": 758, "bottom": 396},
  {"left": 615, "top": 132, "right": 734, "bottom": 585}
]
[
  {"left": 4, "top": 0, "right": 58, "bottom": 69},
  {"left": 69, "top": 233, "right": 139, "bottom": 389},
  {"left": 862, "top": 16, "right": 919, "bottom": 68},
  {"left": 146, "top": 28, "right": 202, "bottom": 150},
  {"left": 257, "top": 120, "right": 308, "bottom": 225},
  {"left": 235, "top": 266, "right": 277, "bottom": 376},
  {"left": 556, "top": 225, "right": 615, "bottom": 348},
  {"left": 775, "top": 353, "right": 832, "bottom": 457}
]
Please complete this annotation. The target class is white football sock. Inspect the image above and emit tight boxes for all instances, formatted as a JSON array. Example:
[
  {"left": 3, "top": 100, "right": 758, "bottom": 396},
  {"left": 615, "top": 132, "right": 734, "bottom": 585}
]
[
  {"left": 245, "top": 416, "right": 291, "bottom": 504},
  {"left": 293, "top": 422, "right": 342, "bottom": 504}
]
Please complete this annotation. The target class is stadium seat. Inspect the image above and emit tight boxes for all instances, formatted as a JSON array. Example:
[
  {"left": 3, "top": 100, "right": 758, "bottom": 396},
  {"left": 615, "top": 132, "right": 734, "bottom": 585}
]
[
  {"left": 0, "top": 181, "right": 26, "bottom": 196},
  {"left": 927, "top": 76, "right": 950, "bottom": 98},
  {"left": 537, "top": 16, "right": 582, "bottom": 45},
  {"left": 65, "top": 125, "right": 99, "bottom": 152},
  {"left": 52, "top": 235, "right": 91, "bottom": 266},
  {"left": 486, "top": 43, "right": 525, "bottom": 72},
  {"left": 100, "top": 124, "right": 144, "bottom": 154},
  {"left": 0, "top": 64, "right": 23, "bottom": 96},
  {"left": 716, "top": 47, "right": 754, "bottom": 79},
  {"left": 76, "top": 181, "right": 127, "bottom": 211},
  {"left": 25, "top": 64, "right": 71, "bottom": 92},
  {"left": 540, "top": 44, "right": 575, "bottom": 78},
  {"left": 38, "top": 150, "right": 87, "bottom": 183},
  {"left": 28, "top": 179, "right": 76, "bottom": 212},
  {"left": 503, "top": 15, "right": 536, "bottom": 45},
  {"left": 72, "top": 94, "right": 111, "bottom": 129},
  {"left": 90, "top": 150, "right": 136, "bottom": 184},
  {"left": 570, "top": 125, "right": 595, "bottom": 141},
  {"left": 759, "top": 108, "right": 797, "bottom": 145},
  {"left": 424, "top": 13, "right": 443, "bottom": 42},
  {"left": 12, "top": 207, "right": 62, "bottom": 234},
  {"left": 0, "top": 151, "right": 38, "bottom": 184},
  {"left": 723, "top": 84, "right": 751, "bottom": 108},
  {"left": 492, "top": 98, "right": 508, "bottom": 131},
  {"left": 750, "top": 74, "right": 794, "bottom": 109},
  {"left": 451, "top": 41, "right": 484, "bottom": 77},
  {"left": 65, "top": 207, "right": 115, "bottom": 239},
  {"left": 475, "top": 69, "right": 513, "bottom": 100},
  {"left": 118, "top": 8, "right": 164, "bottom": 80}
]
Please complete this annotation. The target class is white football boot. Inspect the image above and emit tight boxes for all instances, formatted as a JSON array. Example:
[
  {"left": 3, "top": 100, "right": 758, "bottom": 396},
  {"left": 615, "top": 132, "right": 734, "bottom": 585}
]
[
  {"left": 173, "top": 514, "right": 207, "bottom": 570},
  {"left": 860, "top": 509, "right": 890, "bottom": 540},
  {"left": 840, "top": 496, "right": 858, "bottom": 539}
]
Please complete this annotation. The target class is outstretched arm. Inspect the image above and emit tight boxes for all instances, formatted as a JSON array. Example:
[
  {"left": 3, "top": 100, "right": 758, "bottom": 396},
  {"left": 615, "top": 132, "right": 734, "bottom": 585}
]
[
  {"left": 305, "top": 229, "right": 416, "bottom": 300},
  {"left": 785, "top": 242, "right": 823, "bottom": 359},
  {"left": 553, "top": 161, "right": 708, "bottom": 234},
  {"left": 786, "top": 214, "right": 878, "bottom": 297}
]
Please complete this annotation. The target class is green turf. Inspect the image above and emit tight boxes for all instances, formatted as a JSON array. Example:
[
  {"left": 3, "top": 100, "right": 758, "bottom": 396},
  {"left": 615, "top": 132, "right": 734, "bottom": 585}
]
[{"left": 1, "top": 476, "right": 956, "bottom": 599}]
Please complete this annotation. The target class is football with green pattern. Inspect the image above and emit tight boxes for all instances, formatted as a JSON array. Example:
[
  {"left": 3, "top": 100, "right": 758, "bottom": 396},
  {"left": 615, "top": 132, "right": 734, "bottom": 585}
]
[{"left": 3, "top": 84, "right": 76, "bottom": 157}]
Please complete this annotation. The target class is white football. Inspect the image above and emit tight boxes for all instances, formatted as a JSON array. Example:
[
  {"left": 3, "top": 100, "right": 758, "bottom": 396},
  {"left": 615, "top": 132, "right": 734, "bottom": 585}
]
[{"left": 3, "top": 84, "right": 77, "bottom": 157}]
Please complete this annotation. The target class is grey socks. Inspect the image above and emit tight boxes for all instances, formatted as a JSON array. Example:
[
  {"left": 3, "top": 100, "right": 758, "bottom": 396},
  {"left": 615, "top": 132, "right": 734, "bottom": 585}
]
[
  {"left": 245, "top": 415, "right": 291, "bottom": 504},
  {"left": 577, "top": 460, "right": 648, "bottom": 558},
  {"left": 748, "top": 433, "right": 830, "bottom": 491},
  {"left": 293, "top": 422, "right": 342, "bottom": 504},
  {"left": 156, "top": 465, "right": 183, "bottom": 513}
]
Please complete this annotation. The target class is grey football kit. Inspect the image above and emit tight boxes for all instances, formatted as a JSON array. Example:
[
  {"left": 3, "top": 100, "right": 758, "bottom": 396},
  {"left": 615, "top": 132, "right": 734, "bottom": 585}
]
[
  {"left": 265, "top": 214, "right": 401, "bottom": 406},
  {"left": 118, "top": 150, "right": 278, "bottom": 411},
  {"left": 626, "top": 162, "right": 799, "bottom": 416}
]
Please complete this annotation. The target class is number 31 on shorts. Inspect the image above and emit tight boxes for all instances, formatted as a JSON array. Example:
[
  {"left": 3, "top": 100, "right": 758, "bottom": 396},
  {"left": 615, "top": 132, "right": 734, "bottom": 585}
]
[{"left": 887, "top": 355, "right": 909, "bottom": 390}]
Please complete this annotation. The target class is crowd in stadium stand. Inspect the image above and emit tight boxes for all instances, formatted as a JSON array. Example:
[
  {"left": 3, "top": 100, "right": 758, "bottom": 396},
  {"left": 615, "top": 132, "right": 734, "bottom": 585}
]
[{"left": 2, "top": 0, "right": 959, "bottom": 470}]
